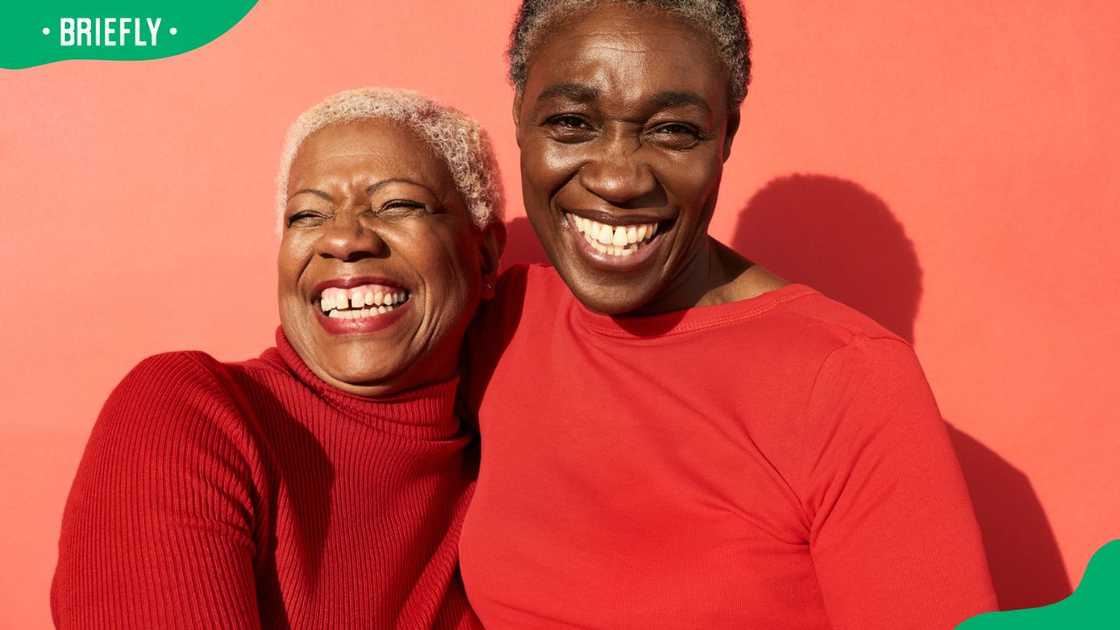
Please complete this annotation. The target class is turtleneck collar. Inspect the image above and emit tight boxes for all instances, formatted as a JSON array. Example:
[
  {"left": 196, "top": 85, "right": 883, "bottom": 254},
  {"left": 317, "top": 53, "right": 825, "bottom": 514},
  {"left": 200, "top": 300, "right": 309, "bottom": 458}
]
[{"left": 265, "top": 327, "right": 461, "bottom": 435}]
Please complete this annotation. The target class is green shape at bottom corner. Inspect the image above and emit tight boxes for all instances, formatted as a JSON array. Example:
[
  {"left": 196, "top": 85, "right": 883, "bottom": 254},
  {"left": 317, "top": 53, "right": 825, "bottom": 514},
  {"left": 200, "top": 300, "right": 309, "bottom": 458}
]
[{"left": 958, "top": 539, "right": 1120, "bottom": 629}]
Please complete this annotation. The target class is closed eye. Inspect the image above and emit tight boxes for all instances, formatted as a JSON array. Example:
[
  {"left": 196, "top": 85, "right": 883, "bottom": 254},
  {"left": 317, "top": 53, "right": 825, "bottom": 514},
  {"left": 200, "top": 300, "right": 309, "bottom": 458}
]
[
  {"left": 287, "top": 210, "right": 329, "bottom": 228},
  {"left": 646, "top": 123, "right": 704, "bottom": 150},
  {"left": 375, "top": 199, "right": 432, "bottom": 218},
  {"left": 545, "top": 114, "right": 596, "bottom": 142}
]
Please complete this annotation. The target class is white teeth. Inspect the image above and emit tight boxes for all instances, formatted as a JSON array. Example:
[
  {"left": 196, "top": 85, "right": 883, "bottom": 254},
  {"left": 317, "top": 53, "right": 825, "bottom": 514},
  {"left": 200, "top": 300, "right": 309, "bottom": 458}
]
[
  {"left": 596, "top": 223, "right": 612, "bottom": 245},
  {"left": 567, "top": 212, "right": 659, "bottom": 256},
  {"left": 320, "top": 284, "right": 409, "bottom": 318},
  {"left": 611, "top": 226, "right": 627, "bottom": 247}
]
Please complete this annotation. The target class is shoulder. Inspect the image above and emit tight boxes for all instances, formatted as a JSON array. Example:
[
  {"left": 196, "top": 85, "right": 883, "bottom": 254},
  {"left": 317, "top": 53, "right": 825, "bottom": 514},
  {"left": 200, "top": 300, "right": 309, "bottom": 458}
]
[
  {"left": 815, "top": 333, "right": 927, "bottom": 396},
  {"left": 61, "top": 352, "right": 267, "bottom": 579},
  {"left": 464, "top": 265, "right": 567, "bottom": 410},
  {"left": 121, "top": 350, "right": 234, "bottom": 385},
  {"left": 775, "top": 290, "right": 924, "bottom": 391},
  {"left": 492, "top": 263, "right": 568, "bottom": 306},
  {"left": 91, "top": 351, "right": 258, "bottom": 464},
  {"left": 776, "top": 288, "right": 904, "bottom": 347},
  {"left": 798, "top": 326, "right": 940, "bottom": 458},
  {"left": 109, "top": 350, "right": 247, "bottom": 414},
  {"left": 750, "top": 291, "right": 938, "bottom": 434},
  {"left": 474, "top": 264, "right": 569, "bottom": 345},
  {"left": 693, "top": 285, "right": 909, "bottom": 388}
]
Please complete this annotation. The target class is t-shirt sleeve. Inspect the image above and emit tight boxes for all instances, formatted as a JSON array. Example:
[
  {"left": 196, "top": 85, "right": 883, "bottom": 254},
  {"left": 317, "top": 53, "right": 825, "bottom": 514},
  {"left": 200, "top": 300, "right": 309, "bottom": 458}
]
[
  {"left": 52, "top": 353, "right": 263, "bottom": 629},
  {"left": 799, "top": 337, "right": 997, "bottom": 630}
]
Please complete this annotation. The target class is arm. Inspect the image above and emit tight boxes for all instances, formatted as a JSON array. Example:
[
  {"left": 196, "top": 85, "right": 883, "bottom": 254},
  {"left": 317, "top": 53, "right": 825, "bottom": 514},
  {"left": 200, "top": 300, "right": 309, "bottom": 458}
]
[
  {"left": 52, "top": 353, "right": 263, "bottom": 629},
  {"left": 801, "top": 337, "right": 997, "bottom": 630}
]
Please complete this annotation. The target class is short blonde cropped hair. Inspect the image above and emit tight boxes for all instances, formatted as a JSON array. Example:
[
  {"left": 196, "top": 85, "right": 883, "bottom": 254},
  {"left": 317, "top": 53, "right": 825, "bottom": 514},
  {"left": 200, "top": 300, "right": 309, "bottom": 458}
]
[{"left": 276, "top": 87, "right": 503, "bottom": 232}]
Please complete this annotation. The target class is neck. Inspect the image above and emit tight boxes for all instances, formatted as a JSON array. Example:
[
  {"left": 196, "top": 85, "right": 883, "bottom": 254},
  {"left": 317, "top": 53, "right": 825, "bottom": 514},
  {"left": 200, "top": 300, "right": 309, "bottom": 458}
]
[
  {"left": 632, "top": 236, "right": 752, "bottom": 316},
  {"left": 278, "top": 328, "right": 459, "bottom": 399}
]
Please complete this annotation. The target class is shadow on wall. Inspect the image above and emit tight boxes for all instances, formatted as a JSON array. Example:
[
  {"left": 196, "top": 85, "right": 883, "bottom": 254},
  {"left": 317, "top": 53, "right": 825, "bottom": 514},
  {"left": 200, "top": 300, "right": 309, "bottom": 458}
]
[
  {"left": 501, "top": 216, "right": 550, "bottom": 269},
  {"left": 731, "top": 174, "right": 1071, "bottom": 610}
]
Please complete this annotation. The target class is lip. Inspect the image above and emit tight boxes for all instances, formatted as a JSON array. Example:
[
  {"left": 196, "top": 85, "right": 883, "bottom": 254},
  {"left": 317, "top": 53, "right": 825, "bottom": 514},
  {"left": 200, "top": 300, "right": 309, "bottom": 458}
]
[
  {"left": 564, "top": 207, "right": 671, "bottom": 226},
  {"left": 310, "top": 275, "right": 408, "bottom": 299},
  {"left": 559, "top": 208, "right": 671, "bottom": 272},
  {"left": 309, "top": 275, "right": 413, "bottom": 336}
]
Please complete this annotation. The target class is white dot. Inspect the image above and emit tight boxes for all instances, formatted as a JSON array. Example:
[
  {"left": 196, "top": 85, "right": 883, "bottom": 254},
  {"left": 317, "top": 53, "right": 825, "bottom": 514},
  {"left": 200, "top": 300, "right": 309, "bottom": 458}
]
[
  {"left": 42, "top": 27, "right": 50, "bottom": 35},
  {"left": 169, "top": 27, "right": 178, "bottom": 36}
]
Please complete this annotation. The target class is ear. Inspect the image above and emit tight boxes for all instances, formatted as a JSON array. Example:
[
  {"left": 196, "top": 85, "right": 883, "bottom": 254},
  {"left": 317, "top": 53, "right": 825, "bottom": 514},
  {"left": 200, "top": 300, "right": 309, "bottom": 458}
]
[
  {"left": 722, "top": 106, "right": 741, "bottom": 162},
  {"left": 478, "top": 219, "right": 507, "bottom": 300},
  {"left": 512, "top": 92, "right": 525, "bottom": 148}
]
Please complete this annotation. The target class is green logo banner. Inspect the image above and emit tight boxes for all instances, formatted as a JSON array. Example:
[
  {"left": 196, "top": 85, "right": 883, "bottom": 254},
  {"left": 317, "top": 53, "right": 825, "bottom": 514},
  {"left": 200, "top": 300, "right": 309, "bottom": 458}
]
[
  {"left": 959, "top": 540, "right": 1119, "bottom": 628},
  {"left": 0, "top": 1, "right": 258, "bottom": 69}
]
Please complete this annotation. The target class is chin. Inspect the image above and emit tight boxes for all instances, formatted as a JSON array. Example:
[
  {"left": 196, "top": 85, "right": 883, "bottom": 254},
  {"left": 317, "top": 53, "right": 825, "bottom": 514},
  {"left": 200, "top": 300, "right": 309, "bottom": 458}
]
[
  {"left": 331, "top": 365, "right": 404, "bottom": 389},
  {"left": 562, "top": 268, "right": 653, "bottom": 316},
  {"left": 324, "top": 349, "right": 404, "bottom": 386},
  {"left": 573, "top": 290, "right": 635, "bottom": 316}
]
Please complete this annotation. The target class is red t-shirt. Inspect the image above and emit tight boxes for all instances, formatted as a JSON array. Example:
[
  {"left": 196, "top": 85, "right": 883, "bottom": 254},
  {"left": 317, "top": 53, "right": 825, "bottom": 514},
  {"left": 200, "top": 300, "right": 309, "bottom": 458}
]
[
  {"left": 461, "top": 264, "right": 996, "bottom": 629},
  {"left": 53, "top": 329, "right": 481, "bottom": 629}
]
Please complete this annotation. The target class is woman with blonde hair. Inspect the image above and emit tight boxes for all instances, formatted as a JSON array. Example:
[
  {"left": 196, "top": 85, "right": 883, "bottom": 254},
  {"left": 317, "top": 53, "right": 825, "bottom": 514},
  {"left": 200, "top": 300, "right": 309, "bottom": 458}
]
[{"left": 53, "top": 88, "right": 503, "bottom": 629}]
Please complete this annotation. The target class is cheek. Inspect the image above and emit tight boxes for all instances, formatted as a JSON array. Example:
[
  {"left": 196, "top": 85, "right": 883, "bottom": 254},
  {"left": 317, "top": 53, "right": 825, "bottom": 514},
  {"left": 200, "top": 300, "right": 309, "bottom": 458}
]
[
  {"left": 658, "top": 153, "right": 723, "bottom": 211},
  {"left": 401, "top": 223, "right": 482, "bottom": 308},
  {"left": 276, "top": 236, "right": 310, "bottom": 295},
  {"left": 522, "top": 137, "right": 580, "bottom": 196}
]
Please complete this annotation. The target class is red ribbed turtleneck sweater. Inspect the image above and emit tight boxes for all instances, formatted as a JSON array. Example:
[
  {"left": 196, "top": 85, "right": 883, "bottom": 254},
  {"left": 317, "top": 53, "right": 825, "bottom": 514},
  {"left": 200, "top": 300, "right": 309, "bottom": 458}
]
[{"left": 52, "top": 329, "right": 481, "bottom": 629}]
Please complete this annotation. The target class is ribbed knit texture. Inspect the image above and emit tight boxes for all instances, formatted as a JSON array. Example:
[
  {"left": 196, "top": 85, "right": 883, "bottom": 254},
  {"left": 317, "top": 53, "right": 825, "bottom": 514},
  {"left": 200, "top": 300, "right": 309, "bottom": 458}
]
[{"left": 52, "top": 328, "right": 481, "bottom": 629}]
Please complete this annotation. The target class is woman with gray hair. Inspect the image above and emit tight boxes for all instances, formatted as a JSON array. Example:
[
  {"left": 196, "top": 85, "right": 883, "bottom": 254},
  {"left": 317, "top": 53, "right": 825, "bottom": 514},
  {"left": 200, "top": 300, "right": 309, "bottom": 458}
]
[
  {"left": 52, "top": 88, "right": 501, "bottom": 629},
  {"left": 461, "top": 1, "right": 997, "bottom": 628}
]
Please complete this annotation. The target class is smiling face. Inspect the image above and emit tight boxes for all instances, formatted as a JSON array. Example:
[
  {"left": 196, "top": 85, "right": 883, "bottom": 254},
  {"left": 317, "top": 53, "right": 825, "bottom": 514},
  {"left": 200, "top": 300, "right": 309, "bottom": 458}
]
[
  {"left": 515, "top": 4, "right": 739, "bottom": 315},
  {"left": 279, "top": 118, "right": 498, "bottom": 397}
]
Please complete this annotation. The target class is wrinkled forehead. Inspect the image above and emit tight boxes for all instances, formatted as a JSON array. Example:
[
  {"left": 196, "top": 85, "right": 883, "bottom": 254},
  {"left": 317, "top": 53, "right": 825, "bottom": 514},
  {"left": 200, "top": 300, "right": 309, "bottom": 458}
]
[
  {"left": 523, "top": 5, "right": 729, "bottom": 106},
  {"left": 288, "top": 119, "right": 455, "bottom": 194}
]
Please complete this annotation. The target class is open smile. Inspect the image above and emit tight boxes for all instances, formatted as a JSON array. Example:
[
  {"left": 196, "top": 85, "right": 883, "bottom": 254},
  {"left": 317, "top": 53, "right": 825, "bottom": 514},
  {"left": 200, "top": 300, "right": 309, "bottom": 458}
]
[
  {"left": 561, "top": 210, "right": 672, "bottom": 270},
  {"left": 311, "top": 277, "right": 413, "bottom": 335}
]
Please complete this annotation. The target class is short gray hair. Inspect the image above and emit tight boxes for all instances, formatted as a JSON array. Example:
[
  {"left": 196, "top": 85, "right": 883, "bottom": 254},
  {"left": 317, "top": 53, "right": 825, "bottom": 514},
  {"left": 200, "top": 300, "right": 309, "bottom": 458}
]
[
  {"left": 508, "top": 0, "right": 750, "bottom": 108},
  {"left": 276, "top": 87, "right": 503, "bottom": 232}
]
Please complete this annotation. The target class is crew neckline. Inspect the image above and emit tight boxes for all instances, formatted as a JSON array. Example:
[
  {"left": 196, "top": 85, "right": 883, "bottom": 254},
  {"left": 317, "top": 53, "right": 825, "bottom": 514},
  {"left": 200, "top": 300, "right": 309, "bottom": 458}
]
[
  {"left": 573, "top": 283, "right": 817, "bottom": 340},
  {"left": 266, "top": 327, "right": 460, "bottom": 434}
]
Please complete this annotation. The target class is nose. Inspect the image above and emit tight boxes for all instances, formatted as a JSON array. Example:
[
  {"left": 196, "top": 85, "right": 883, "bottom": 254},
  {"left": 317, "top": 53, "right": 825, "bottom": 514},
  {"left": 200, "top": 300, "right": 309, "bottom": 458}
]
[
  {"left": 316, "top": 211, "right": 386, "bottom": 262},
  {"left": 578, "top": 131, "right": 659, "bottom": 207}
]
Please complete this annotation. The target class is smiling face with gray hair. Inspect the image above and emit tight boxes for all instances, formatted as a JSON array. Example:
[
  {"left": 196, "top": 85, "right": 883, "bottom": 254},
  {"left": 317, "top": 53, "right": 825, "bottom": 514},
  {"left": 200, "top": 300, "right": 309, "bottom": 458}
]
[
  {"left": 276, "top": 89, "right": 505, "bottom": 397},
  {"left": 511, "top": 1, "right": 755, "bottom": 316}
]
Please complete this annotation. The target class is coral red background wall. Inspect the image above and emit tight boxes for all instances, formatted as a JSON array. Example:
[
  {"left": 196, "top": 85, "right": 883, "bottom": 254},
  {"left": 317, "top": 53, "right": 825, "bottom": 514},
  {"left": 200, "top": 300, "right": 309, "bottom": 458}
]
[{"left": 2, "top": 1, "right": 1117, "bottom": 627}]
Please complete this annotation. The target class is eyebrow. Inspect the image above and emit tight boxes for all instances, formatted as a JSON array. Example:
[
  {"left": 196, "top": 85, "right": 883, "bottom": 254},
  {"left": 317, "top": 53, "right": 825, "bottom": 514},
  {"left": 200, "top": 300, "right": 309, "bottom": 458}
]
[
  {"left": 537, "top": 83, "right": 600, "bottom": 103},
  {"left": 367, "top": 178, "right": 432, "bottom": 196},
  {"left": 536, "top": 84, "right": 712, "bottom": 115},
  {"left": 288, "top": 188, "right": 332, "bottom": 202},
  {"left": 649, "top": 91, "right": 712, "bottom": 114},
  {"left": 288, "top": 178, "right": 433, "bottom": 203}
]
